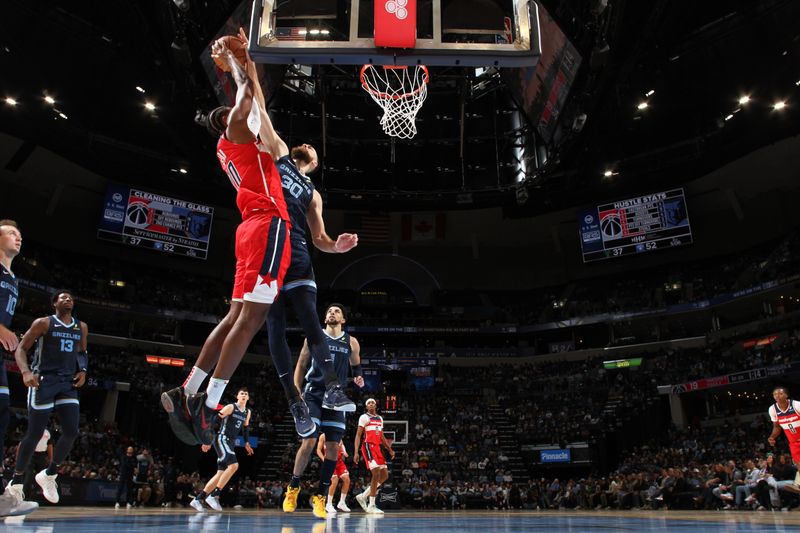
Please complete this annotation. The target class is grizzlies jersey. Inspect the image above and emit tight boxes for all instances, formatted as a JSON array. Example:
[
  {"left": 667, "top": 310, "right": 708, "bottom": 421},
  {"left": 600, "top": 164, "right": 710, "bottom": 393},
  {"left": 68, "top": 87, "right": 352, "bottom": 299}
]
[
  {"left": 220, "top": 403, "right": 249, "bottom": 440},
  {"left": 0, "top": 264, "right": 18, "bottom": 328},
  {"left": 305, "top": 330, "right": 352, "bottom": 390},
  {"left": 33, "top": 315, "right": 83, "bottom": 377},
  {"left": 276, "top": 155, "right": 314, "bottom": 245}
]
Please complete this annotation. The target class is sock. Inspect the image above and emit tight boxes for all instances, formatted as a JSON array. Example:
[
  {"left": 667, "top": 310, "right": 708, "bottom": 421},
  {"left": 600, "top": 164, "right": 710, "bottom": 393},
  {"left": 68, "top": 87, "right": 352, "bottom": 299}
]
[
  {"left": 196, "top": 490, "right": 207, "bottom": 501},
  {"left": 369, "top": 496, "right": 376, "bottom": 506},
  {"left": 340, "top": 494, "right": 347, "bottom": 504},
  {"left": 45, "top": 463, "right": 58, "bottom": 476},
  {"left": 327, "top": 495, "right": 332, "bottom": 504},
  {"left": 205, "top": 377, "right": 229, "bottom": 409},
  {"left": 362, "top": 487, "right": 371, "bottom": 498},
  {"left": 183, "top": 366, "right": 208, "bottom": 395},
  {"left": 11, "top": 473, "right": 24, "bottom": 485},
  {"left": 318, "top": 459, "right": 337, "bottom": 497},
  {"left": 210, "top": 488, "right": 221, "bottom": 497},
  {"left": 290, "top": 475, "right": 301, "bottom": 489}
]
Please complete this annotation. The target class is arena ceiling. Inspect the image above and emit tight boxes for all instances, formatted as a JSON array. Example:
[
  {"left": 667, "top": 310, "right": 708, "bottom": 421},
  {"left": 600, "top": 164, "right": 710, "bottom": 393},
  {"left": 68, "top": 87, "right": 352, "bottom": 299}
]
[{"left": 0, "top": 0, "right": 798, "bottom": 212}]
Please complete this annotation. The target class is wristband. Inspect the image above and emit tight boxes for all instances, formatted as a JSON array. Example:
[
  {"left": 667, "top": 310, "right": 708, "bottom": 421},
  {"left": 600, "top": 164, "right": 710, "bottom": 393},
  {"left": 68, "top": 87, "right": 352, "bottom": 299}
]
[{"left": 352, "top": 364, "right": 363, "bottom": 377}]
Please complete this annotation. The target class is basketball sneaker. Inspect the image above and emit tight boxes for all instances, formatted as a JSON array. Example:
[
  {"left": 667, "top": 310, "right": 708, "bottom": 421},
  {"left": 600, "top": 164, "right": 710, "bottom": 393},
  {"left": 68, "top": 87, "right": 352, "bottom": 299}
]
[
  {"left": 161, "top": 387, "right": 199, "bottom": 445},
  {"left": 325, "top": 502, "right": 337, "bottom": 515},
  {"left": 355, "top": 492, "right": 369, "bottom": 512},
  {"left": 283, "top": 487, "right": 300, "bottom": 512},
  {"left": 311, "top": 494, "right": 328, "bottom": 519},
  {"left": 322, "top": 383, "right": 355, "bottom": 412},
  {"left": 205, "top": 495, "right": 222, "bottom": 511},
  {"left": 190, "top": 498, "right": 205, "bottom": 512},
  {"left": 366, "top": 503, "right": 384, "bottom": 515},
  {"left": 336, "top": 500, "right": 351, "bottom": 512},
  {"left": 0, "top": 489, "right": 38, "bottom": 517},
  {"left": 289, "top": 399, "right": 316, "bottom": 437},
  {"left": 35, "top": 470, "right": 59, "bottom": 503},
  {"left": 186, "top": 393, "right": 217, "bottom": 445}
]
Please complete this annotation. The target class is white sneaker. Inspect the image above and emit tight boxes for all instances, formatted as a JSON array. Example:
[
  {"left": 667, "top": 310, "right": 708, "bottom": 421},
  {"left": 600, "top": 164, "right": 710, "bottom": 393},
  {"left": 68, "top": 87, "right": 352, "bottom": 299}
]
[
  {"left": 126, "top": 502, "right": 132, "bottom": 509},
  {"left": 35, "top": 470, "right": 60, "bottom": 504},
  {"left": 336, "top": 500, "right": 351, "bottom": 512},
  {"left": 366, "top": 503, "right": 384, "bottom": 514},
  {"left": 6, "top": 483, "right": 25, "bottom": 502},
  {"left": 355, "top": 492, "right": 369, "bottom": 512},
  {"left": 0, "top": 490, "right": 39, "bottom": 517},
  {"left": 326, "top": 502, "right": 338, "bottom": 515},
  {"left": 190, "top": 499, "right": 206, "bottom": 512},
  {"left": 205, "top": 495, "right": 222, "bottom": 511},
  {"left": 115, "top": 502, "right": 121, "bottom": 510}
]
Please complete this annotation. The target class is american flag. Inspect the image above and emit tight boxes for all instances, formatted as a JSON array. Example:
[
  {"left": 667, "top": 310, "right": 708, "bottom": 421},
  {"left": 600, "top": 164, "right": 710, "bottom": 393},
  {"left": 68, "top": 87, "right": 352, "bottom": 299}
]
[
  {"left": 344, "top": 212, "right": 391, "bottom": 245},
  {"left": 275, "top": 27, "right": 307, "bottom": 41}
]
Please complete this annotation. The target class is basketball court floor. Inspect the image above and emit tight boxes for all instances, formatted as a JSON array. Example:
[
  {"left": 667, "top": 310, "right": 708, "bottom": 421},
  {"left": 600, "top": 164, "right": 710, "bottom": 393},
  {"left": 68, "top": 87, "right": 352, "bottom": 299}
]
[{"left": 4, "top": 508, "right": 800, "bottom": 532}]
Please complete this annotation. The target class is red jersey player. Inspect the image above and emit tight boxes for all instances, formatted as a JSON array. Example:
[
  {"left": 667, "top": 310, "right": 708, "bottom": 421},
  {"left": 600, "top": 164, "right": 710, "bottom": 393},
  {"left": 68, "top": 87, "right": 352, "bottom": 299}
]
[
  {"left": 769, "top": 387, "right": 800, "bottom": 482},
  {"left": 353, "top": 398, "right": 395, "bottom": 514},
  {"left": 318, "top": 433, "right": 351, "bottom": 514}
]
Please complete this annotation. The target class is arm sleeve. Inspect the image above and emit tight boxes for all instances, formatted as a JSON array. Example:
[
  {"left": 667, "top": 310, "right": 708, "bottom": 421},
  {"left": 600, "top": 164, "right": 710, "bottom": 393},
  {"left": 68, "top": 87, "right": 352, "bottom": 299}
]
[{"left": 77, "top": 351, "right": 88, "bottom": 372}]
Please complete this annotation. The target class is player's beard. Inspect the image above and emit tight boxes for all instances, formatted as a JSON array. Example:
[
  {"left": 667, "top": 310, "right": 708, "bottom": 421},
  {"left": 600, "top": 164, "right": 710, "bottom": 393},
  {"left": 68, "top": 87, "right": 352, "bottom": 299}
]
[{"left": 291, "top": 146, "right": 314, "bottom": 166}]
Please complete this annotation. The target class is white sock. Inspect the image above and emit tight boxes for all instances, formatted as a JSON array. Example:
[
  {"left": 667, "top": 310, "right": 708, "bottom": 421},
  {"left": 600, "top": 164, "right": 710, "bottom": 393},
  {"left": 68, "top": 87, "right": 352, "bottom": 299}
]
[
  {"left": 340, "top": 494, "right": 347, "bottom": 503},
  {"left": 183, "top": 366, "right": 208, "bottom": 395},
  {"left": 362, "top": 487, "right": 371, "bottom": 498},
  {"left": 327, "top": 495, "right": 332, "bottom": 504},
  {"left": 369, "top": 496, "right": 376, "bottom": 506},
  {"left": 205, "top": 377, "right": 229, "bottom": 409}
]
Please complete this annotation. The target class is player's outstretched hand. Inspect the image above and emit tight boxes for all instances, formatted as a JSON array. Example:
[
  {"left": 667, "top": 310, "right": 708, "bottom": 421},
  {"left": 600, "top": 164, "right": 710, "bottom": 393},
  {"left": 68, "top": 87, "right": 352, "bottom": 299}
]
[
  {"left": 73, "top": 371, "right": 86, "bottom": 388},
  {"left": 211, "top": 39, "right": 234, "bottom": 67},
  {"left": 22, "top": 371, "right": 40, "bottom": 388},
  {"left": 246, "top": 443, "right": 254, "bottom": 456},
  {"left": 201, "top": 444, "right": 211, "bottom": 453},
  {"left": 354, "top": 376, "right": 365, "bottom": 388},
  {"left": 334, "top": 233, "right": 358, "bottom": 253},
  {"left": 0, "top": 325, "right": 19, "bottom": 352}
]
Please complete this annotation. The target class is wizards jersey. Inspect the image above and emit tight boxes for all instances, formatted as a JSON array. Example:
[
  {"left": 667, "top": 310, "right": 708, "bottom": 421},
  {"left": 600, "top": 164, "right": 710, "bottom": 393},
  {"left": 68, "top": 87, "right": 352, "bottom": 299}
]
[
  {"left": 769, "top": 400, "right": 800, "bottom": 443},
  {"left": 33, "top": 315, "right": 83, "bottom": 377},
  {"left": 358, "top": 413, "right": 384, "bottom": 445}
]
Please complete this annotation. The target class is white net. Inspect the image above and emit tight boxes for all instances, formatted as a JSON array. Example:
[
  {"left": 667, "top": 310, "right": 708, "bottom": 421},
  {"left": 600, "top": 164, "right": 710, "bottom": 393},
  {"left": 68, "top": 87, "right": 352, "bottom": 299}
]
[{"left": 360, "top": 65, "right": 429, "bottom": 139}]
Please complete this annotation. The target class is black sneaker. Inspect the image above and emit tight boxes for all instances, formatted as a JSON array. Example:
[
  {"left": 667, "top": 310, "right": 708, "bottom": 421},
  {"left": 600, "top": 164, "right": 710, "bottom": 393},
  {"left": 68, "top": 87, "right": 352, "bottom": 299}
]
[
  {"left": 322, "top": 383, "right": 356, "bottom": 412},
  {"left": 161, "top": 387, "right": 199, "bottom": 445},
  {"left": 289, "top": 399, "right": 317, "bottom": 437},
  {"left": 187, "top": 393, "right": 217, "bottom": 445}
]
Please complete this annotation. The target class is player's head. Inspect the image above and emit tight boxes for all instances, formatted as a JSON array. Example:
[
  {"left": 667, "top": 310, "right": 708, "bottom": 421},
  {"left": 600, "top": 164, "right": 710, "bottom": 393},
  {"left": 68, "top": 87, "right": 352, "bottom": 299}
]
[
  {"left": 325, "top": 303, "right": 347, "bottom": 326},
  {"left": 237, "top": 387, "right": 250, "bottom": 402},
  {"left": 0, "top": 219, "right": 22, "bottom": 258},
  {"left": 291, "top": 144, "right": 319, "bottom": 173},
  {"left": 206, "top": 106, "right": 232, "bottom": 137},
  {"left": 51, "top": 290, "right": 74, "bottom": 312},
  {"left": 365, "top": 398, "right": 377, "bottom": 414},
  {"left": 773, "top": 386, "right": 789, "bottom": 402}
]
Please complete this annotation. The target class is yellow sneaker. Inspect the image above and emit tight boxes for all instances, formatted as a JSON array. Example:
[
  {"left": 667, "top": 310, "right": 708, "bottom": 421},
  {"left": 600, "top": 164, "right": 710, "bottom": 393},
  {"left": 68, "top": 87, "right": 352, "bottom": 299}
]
[
  {"left": 311, "top": 494, "right": 327, "bottom": 519},
  {"left": 283, "top": 487, "right": 300, "bottom": 513}
]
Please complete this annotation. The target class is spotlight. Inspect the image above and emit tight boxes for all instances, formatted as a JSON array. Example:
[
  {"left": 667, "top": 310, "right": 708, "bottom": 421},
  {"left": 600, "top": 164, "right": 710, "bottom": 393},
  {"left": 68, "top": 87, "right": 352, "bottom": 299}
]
[
  {"left": 738, "top": 95, "right": 750, "bottom": 105},
  {"left": 724, "top": 114, "right": 734, "bottom": 121},
  {"left": 179, "top": 168, "right": 188, "bottom": 174},
  {"left": 603, "top": 170, "right": 613, "bottom": 177},
  {"left": 773, "top": 100, "right": 787, "bottom": 110},
  {"left": 144, "top": 101, "right": 156, "bottom": 111},
  {"left": 58, "top": 112, "right": 68, "bottom": 119},
  {"left": 44, "top": 95, "right": 55, "bottom": 105},
  {"left": 136, "top": 86, "right": 146, "bottom": 93},
  {"left": 4, "top": 97, "right": 17, "bottom": 106},
  {"left": 637, "top": 102, "right": 648, "bottom": 110},
  {"left": 645, "top": 89, "right": 655, "bottom": 97}
]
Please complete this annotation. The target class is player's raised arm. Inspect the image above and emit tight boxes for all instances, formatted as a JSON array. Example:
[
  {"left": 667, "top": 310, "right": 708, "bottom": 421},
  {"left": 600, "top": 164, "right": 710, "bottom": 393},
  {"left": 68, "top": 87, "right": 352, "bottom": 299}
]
[
  {"left": 349, "top": 336, "right": 364, "bottom": 388},
  {"left": 307, "top": 190, "right": 358, "bottom": 254},
  {"left": 211, "top": 38, "right": 255, "bottom": 144},
  {"left": 14, "top": 317, "right": 50, "bottom": 388}
]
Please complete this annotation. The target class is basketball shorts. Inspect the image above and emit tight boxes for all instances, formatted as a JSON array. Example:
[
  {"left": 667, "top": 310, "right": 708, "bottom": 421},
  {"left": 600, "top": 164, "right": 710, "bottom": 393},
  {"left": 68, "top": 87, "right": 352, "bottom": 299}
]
[
  {"left": 281, "top": 242, "right": 316, "bottom": 292},
  {"left": 303, "top": 387, "right": 345, "bottom": 442},
  {"left": 213, "top": 434, "right": 238, "bottom": 470},
  {"left": 231, "top": 214, "right": 291, "bottom": 304},
  {"left": 334, "top": 459, "right": 349, "bottom": 478},
  {"left": 28, "top": 375, "right": 79, "bottom": 412},
  {"left": 361, "top": 442, "right": 387, "bottom": 470},
  {"left": 789, "top": 440, "right": 800, "bottom": 464},
  {"left": 0, "top": 359, "right": 8, "bottom": 396}
]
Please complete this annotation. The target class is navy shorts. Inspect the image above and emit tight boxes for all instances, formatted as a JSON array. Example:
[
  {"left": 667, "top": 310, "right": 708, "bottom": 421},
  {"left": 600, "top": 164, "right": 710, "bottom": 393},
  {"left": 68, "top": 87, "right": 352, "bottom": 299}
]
[
  {"left": 213, "top": 434, "right": 238, "bottom": 470},
  {"left": 303, "top": 386, "right": 345, "bottom": 442},
  {"left": 282, "top": 243, "right": 316, "bottom": 291},
  {"left": 0, "top": 359, "right": 8, "bottom": 397},
  {"left": 28, "top": 375, "right": 79, "bottom": 412}
]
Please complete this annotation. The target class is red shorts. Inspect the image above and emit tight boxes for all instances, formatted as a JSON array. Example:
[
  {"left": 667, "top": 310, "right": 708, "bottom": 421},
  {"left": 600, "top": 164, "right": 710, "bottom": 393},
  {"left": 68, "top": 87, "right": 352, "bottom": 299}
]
[
  {"left": 334, "top": 460, "right": 349, "bottom": 478},
  {"left": 790, "top": 440, "right": 800, "bottom": 464},
  {"left": 361, "top": 442, "right": 387, "bottom": 470},
  {"left": 231, "top": 214, "right": 291, "bottom": 304}
]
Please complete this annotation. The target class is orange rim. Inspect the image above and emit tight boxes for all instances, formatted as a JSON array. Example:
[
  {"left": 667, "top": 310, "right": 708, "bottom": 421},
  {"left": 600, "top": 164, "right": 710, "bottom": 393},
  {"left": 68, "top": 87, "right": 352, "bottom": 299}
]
[{"left": 360, "top": 64, "right": 429, "bottom": 101}]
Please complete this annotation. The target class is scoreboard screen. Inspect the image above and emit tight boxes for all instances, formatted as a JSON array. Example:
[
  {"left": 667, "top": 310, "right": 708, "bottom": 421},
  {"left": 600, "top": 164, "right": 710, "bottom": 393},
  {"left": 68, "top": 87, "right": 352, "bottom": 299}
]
[
  {"left": 578, "top": 188, "right": 692, "bottom": 263},
  {"left": 98, "top": 184, "right": 214, "bottom": 260}
]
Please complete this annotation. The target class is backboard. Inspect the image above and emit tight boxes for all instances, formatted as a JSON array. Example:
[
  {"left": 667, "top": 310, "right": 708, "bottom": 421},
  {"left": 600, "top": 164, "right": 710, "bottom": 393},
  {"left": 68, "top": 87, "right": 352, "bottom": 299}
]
[{"left": 247, "top": 0, "right": 541, "bottom": 67}]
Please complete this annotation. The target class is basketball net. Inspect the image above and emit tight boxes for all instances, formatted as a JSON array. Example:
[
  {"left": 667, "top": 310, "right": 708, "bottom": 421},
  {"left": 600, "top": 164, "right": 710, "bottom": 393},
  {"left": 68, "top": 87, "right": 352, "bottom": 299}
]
[{"left": 360, "top": 65, "right": 429, "bottom": 139}]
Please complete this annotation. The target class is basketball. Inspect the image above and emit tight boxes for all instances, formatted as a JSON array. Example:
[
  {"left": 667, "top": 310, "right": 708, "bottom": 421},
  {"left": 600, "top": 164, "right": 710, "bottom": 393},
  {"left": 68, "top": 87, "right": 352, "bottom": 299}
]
[{"left": 213, "top": 35, "right": 247, "bottom": 72}]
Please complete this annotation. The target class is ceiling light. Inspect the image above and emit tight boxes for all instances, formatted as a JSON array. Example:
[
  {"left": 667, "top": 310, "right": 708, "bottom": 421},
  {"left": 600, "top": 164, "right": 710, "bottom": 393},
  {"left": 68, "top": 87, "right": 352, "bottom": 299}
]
[
  {"left": 144, "top": 101, "right": 156, "bottom": 111},
  {"left": 636, "top": 102, "right": 648, "bottom": 110},
  {"left": 795, "top": 80, "right": 800, "bottom": 86},
  {"left": 603, "top": 170, "right": 613, "bottom": 177},
  {"left": 738, "top": 95, "right": 750, "bottom": 105},
  {"left": 44, "top": 95, "right": 55, "bottom": 105},
  {"left": 298, "top": 29, "right": 307, "bottom": 35},
  {"left": 773, "top": 101, "right": 787, "bottom": 110},
  {"left": 310, "top": 29, "right": 320, "bottom": 35},
  {"left": 179, "top": 168, "right": 188, "bottom": 174},
  {"left": 4, "top": 97, "right": 17, "bottom": 106},
  {"left": 58, "top": 112, "right": 68, "bottom": 119},
  {"left": 321, "top": 29, "right": 330, "bottom": 35},
  {"left": 724, "top": 114, "right": 734, "bottom": 121},
  {"left": 136, "top": 86, "right": 146, "bottom": 93},
  {"left": 645, "top": 89, "right": 655, "bottom": 97}
]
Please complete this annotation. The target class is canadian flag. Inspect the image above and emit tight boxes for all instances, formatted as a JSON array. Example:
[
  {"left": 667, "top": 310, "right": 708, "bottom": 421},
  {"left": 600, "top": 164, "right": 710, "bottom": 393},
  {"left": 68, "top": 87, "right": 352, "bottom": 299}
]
[{"left": 401, "top": 213, "right": 446, "bottom": 241}]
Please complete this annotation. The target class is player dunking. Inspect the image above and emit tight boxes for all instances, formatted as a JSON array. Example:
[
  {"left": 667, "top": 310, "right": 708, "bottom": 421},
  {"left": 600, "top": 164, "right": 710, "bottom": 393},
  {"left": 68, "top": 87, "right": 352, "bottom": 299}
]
[
  {"left": 0, "top": 220, "right": 38, "bottom": 517},
  {"left": 354, "top": 398, "right": 395, "bottom": 514},
  {"left": 317, "top": 433, "right": 352, "bottom": 514},
  {"left": 283, "top": 304, "right": 364, "bottom": 519},
  {"left": 768, "top": 386, "right": 800, "bottom": 489},
  {"left": 191, "top": 388, "right": 253, "bottom": 511},
  {"left": 7, "top": 291, "right": 88, "bottom": 505}
]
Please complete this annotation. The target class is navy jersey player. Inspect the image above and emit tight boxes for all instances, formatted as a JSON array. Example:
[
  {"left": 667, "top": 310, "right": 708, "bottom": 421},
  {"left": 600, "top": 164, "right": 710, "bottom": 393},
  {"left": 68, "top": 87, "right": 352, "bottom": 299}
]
[
  {"left": 0, "top": 220, "right": 37, "bottom": 517},
  {"left": 191, "top": 388, "right": 253, "bottom": 511},
  {"left": 8, "top": 291, "right": 87, "bottom": 505},
  {"left": 283, "top": 303, "right": 364, "bottom": 519}
]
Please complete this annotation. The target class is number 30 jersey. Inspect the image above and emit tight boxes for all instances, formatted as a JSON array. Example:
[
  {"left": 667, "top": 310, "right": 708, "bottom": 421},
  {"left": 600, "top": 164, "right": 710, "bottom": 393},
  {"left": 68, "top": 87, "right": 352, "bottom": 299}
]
[
  {"left": 769, "top": 400, "right": 800, "bottom": 443},
  {"left": 33, "top": 316, "right": 84, "bottom": 377}
]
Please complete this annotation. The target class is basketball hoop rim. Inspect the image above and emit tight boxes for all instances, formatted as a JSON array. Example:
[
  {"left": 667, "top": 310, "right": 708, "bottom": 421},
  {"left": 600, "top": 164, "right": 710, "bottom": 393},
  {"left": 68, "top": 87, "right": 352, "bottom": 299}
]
[{"left": 360, "top": 64, "right": 430, "bottom": 101}]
